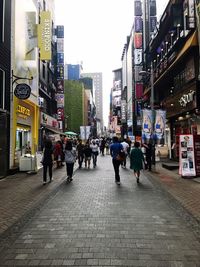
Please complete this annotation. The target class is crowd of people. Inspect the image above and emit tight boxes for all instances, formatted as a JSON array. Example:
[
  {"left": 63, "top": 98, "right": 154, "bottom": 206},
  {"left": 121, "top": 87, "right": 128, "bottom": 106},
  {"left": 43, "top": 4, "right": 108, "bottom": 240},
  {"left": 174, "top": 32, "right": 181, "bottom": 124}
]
[{"left": 41, "top": 135, "right": 155, "bottom": 186}]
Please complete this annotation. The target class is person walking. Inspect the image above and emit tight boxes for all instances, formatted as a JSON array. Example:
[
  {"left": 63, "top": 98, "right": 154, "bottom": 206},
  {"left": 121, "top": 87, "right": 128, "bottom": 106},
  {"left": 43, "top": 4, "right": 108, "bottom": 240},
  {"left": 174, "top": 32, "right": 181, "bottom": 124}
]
[
  {"left": 110, "top": 136, "right": 124, "bottom": 185},
  {"left": 54, "top": 140, "right": 63, "bottom": 168},
  {"left": 143, "top": 142, "right": 152, "bottom": 171},
  {"left": 130, "top": 142, "right": 145, "bottom": 183},
  {"left": 42, "top": 139, "right": 54, "bottom": 185},
  {"left": 90, "top": 140, "right": 99, "bottom": 168},
  {"left": 83, "top": 142, "right": 92, "bottom": 169},
  {"left": 64, "top": 141, "right": 76, "bottom": 182},
  {"left": 76, "top": 139, "right": 85, "bottom": 169},
  {"left": 121, "top": 139, "right": 130, "bottom": 168}
]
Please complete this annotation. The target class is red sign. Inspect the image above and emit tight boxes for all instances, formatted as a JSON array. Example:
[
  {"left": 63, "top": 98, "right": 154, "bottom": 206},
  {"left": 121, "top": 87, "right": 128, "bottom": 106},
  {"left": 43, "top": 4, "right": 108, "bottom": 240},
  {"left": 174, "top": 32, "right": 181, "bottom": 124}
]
[
  {"left": 134, "top": 33, "right": 142, "bottom": 48},
  {"left": 57, "top": 108, "right": 64, "bottom": 121}
]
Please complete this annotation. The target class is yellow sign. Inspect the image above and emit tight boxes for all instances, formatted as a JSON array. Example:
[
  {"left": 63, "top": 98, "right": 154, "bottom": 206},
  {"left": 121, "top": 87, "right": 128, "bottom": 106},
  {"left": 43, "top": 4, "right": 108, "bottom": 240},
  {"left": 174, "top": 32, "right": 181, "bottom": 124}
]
[
  {"left": 17, "top": 105, "right": 31, "bottom": 116},
  {"left": 38, "top": 11, "right": 52, "bottom": 60}
]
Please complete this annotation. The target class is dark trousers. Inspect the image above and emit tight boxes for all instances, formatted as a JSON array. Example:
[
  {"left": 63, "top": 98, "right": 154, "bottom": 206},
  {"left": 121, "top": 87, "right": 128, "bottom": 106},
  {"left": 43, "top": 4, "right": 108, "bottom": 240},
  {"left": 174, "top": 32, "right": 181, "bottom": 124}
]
[
  {"left": 92, "top": 153, "right": 98, "bottom": 166},
  {"left": 43, "top": 164, "right": 53, "bottom": 182},
  {"left": 78, "top": 155, "right": 84, "bottom": 168},
  {"left": 66, "top": 163, "right": 74, "bottom": 178},
  {"left": 112, "top": 159, "right": 121, "bottom": 182},
  {"left": 122, "top": 154, "right": 127, "bottom": 167},
  {"left": 146, "top": 155, "right": 152, "bottom": 171}
]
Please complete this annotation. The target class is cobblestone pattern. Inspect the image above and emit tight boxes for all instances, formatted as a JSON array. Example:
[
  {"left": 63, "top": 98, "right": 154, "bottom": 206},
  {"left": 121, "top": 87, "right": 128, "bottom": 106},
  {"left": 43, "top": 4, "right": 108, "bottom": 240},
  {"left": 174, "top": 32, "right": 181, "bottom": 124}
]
[{"left": 0, "top": 156, "right": 200, "bottom": 266}]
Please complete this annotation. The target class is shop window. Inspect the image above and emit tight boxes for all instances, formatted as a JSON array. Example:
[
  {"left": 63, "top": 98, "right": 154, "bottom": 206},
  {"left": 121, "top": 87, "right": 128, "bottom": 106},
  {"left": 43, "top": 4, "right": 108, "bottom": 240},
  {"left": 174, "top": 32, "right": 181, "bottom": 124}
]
[
  {"left": 0, "top": 68, "right": 5, "bottom": 109},
  {"left": 0, "top": 0, "right": 5, "bottom": 43}
]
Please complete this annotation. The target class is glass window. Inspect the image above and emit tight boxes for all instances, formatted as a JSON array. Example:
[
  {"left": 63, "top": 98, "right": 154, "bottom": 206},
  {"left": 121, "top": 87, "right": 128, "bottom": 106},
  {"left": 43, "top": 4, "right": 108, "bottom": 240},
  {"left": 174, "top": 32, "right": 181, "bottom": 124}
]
[{"left": 0, "top": 68, "right": 5, "bottom": 109}]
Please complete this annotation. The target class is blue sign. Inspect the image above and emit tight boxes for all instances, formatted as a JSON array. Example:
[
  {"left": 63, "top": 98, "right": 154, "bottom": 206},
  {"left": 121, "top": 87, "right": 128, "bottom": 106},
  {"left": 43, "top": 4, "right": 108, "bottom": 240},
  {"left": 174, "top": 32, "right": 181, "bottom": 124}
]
[{"left": 57, "top": 53, "right": 64, "bottom": 64}]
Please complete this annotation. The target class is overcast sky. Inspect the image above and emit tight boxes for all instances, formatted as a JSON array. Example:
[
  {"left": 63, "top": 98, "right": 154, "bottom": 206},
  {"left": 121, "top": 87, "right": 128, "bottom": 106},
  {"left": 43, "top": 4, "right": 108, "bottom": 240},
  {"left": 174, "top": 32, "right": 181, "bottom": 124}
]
[{"left": 55, "top": 0, "right": 169, "bottom": 126}]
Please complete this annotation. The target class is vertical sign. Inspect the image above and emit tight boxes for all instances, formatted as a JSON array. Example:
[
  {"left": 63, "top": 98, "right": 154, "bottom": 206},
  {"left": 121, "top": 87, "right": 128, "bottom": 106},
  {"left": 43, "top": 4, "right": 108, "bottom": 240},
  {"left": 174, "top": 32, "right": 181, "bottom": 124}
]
[
  {"left": 154, "top": 110, "right": 166, "bottom": 144},
  {"left": 179, "top": 134, "right": 196, "bottom": 177},
  {"left": 38, "top": 11, "right": 52, "bottom": 60},
  {"left": 142, "top": 109, "right": 153, "bottom": 142}
]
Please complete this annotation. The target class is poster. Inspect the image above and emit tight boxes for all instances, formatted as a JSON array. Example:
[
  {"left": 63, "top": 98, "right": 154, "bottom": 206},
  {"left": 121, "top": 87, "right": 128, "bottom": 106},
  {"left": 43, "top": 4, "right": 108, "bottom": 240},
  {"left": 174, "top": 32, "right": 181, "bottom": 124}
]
[
  {"left": 142, "top": 109, "right": 153, "bottom": 142},
  {"left": 154, "top": 109, "right": 166, "bottom": 144},
  {"left": 179, "top": 134, "right": 196, "bottom": 177},
  {"left": 194, "top": 135, "right": 200, "bottom": 176}
]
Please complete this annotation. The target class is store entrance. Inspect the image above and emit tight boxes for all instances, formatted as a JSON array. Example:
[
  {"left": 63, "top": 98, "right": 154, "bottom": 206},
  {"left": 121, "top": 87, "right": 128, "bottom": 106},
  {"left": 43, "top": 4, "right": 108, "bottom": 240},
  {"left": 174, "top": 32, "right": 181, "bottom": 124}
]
[{"left": 15, "top": 124, "right": 31, "bottom": 165}]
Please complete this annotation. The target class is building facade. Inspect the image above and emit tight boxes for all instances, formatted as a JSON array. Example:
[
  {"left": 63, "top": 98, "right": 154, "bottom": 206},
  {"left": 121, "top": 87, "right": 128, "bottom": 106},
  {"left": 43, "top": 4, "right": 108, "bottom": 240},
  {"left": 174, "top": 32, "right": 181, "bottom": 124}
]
[
  {"left": 81, "top": 72, "right": 103, "bottom": 131},
  {"left": 0, "top": 0, "right": 11, "bottom": 177}
]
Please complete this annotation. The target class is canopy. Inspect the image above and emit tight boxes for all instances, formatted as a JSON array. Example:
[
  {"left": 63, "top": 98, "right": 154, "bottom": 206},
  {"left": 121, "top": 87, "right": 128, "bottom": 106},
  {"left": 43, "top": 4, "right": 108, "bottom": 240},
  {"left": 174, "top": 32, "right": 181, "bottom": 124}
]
[{"left": 64, "top": 131, "right": 78, "bottom": 136}]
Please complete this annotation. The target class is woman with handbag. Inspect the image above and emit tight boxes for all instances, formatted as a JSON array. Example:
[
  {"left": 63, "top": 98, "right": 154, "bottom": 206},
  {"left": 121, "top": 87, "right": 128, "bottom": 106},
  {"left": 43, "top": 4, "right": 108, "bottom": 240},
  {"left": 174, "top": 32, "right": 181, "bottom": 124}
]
[
  {"left": 130, "top": 142, "right": 145, "bottom": 184},
  {"left": 42, "top": 139, "right": 54, "bottom": 185},
  {"left": 64, "top": 141, "right": 76, "bottom": 182},
  {"left": 110, "top": 136, "right": 124, "bottom": 185}
]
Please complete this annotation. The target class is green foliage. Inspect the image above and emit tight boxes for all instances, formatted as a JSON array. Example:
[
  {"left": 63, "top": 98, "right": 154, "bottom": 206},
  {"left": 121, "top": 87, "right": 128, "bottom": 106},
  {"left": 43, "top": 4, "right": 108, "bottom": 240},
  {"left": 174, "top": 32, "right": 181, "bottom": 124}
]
[{"left": 64, "top": 80, "right": 84, "bottom": 133}]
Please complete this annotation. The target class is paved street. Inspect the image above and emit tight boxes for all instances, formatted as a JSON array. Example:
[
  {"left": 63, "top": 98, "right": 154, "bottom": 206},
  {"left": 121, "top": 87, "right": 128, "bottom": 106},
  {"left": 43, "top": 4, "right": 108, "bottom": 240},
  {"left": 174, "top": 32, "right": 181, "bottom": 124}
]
[{"left": 0, "top": 156, "right": 200, "bottom": 266}]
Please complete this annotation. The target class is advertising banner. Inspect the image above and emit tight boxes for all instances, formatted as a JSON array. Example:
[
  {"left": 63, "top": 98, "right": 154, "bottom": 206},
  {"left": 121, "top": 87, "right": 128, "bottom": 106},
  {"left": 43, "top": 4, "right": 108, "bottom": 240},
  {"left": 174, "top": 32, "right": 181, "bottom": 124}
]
[
  {"left": 134, "top": 33, "right": 143, "bottom": 49},
  {"left": 135, "top": 17, "right": 143, "bottom": 32},
  {"left": 57, "top": 108, "right": 64, "bottom": 121},
  {"left": 57, "top": 65, "right": 64, "bottom": 79},
  {"left": 121, "top": 100, "right": 127, "bottom": 123},
  {"left": 154, "top": 109, "right": 166, "bottom": 143},
  {"left": 194, "top": 135, "right": 200, "bottom": 176},
  {"left": 38, "top": 11, "right": 52, "bottom": 60},
  {"left": 57, "top": 39, "right": 64, "bottom": 52},
  {"left": 25, "top": 12, "right": 37, "bottom": 60},
  {"left": 56, "top": 94, "right": 64, "bottom": 108},
  {"left": 57, "top": 80, "right": 64, "bottom": 93},
  {"left": 57, "top": 53, "right": 64, "bottom": 64},
  {"left": 142, "top": 109, "right": 153, "bottom": 142},
  {"left": 179, "top": 134, "right": 196, "bottom": 177},
  {"left": 134, "top": 0, "right": 142, "bottom": 16},
  {"left": 56, "top": 25, "right": 64, "bottom": 38},
  {"left": 80, "top": 126, "right": 86, "bottom": 140}
]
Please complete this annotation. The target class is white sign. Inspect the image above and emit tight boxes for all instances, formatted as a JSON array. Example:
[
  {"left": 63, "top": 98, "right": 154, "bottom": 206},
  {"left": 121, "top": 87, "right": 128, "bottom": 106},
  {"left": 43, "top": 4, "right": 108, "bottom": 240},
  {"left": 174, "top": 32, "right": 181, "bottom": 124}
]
[
  {"left": 179, "top": 90, "right": 195, "bottom": 107},
  {"left": 134, "top": 49, "right": 142, "bottom": 65},
  {"left": 179, "top": 134, "right": 196, "bottom": 177}
]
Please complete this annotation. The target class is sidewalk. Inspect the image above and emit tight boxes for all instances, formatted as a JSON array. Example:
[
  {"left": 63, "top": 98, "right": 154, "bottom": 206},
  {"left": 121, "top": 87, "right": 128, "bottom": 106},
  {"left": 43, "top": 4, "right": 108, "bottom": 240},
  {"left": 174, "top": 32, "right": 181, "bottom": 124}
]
[
  {"left": 0, "top": 158, "right": 200, "bottom": 243},
  {"left": 0, "top": 163, "right": 77, "bottom": 240},
  {"left": 146, "top": 161, "right": 200, "bottom": 224}
]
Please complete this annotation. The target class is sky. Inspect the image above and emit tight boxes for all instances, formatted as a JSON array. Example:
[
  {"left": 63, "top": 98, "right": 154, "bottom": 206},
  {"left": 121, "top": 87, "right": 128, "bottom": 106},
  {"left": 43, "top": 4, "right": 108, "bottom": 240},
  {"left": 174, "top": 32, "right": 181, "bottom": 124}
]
[{"left": 55, "top": 0, "right": 169, "bottom": 127}]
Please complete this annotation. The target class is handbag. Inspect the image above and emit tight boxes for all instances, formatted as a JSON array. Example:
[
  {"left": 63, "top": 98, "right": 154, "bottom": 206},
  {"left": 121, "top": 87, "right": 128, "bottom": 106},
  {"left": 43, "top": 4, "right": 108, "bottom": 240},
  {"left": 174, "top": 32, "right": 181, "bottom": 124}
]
[{"left": 116, "top": 144, "right": 126, "bottom": 161}]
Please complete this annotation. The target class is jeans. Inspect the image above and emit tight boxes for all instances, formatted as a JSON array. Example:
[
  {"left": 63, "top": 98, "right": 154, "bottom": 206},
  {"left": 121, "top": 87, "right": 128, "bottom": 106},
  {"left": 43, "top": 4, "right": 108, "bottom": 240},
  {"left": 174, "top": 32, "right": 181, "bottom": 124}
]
[
  {"left": 112, "top": 159, "right": 121, "bottom": 182},
  {"left": 78, "top": 155, "right": 84, "bottom": 168},
  {"left": 66, "top": 163, "right": 74, "bottom": 178},
  {"left": 92, "top": 152, "right": 98, "bottom": 166},
  {"left": 43, "top": 164, "right": 53, "bottom": 182}
]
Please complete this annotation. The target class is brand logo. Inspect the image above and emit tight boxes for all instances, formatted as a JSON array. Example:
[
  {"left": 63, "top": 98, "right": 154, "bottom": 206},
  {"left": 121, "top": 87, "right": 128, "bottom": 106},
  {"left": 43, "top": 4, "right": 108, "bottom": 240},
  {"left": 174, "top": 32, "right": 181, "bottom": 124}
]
[
  {"left": 14, "top": 84, "right": 31, "bottom": 100},
  {"left": 179, "top": 90, "right": 195, "bottom": 107}
]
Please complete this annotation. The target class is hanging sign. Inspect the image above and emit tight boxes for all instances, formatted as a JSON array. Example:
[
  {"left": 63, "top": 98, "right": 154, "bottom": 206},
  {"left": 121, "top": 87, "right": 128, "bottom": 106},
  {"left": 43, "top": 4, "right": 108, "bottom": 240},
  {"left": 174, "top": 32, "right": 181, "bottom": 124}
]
[{"left": 14, "top": 83, "right": 31, "bottom": 99}]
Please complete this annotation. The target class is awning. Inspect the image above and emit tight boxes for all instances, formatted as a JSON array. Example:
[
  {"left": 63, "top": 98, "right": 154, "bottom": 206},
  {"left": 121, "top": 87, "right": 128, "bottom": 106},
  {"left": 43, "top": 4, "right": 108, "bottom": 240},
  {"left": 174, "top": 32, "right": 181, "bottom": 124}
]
[
  {"left": 43, "top": 125, "right": 63, "bottom": 135},
  {"left": 154, "top": 31, "right": 198, "bottom": 87}
]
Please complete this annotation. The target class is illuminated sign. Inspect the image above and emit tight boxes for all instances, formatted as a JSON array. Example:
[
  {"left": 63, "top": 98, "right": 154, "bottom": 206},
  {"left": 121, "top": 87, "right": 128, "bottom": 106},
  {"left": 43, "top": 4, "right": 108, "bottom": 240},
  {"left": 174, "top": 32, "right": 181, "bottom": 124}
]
[
  {"left": 179, "top": 90, "right": 195, "bottom": 107},
  {"left": 17, "top": 105, "right": 31, "bottom": 119}
]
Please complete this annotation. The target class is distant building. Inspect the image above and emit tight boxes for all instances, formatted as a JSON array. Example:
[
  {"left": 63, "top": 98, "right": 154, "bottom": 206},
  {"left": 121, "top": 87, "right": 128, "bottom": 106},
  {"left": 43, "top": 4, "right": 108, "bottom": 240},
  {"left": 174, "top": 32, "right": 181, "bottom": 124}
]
[
  {"left": 66, "top": 64, "right": 82, "bottom": 80},
  {"left": 81, "top": 72, "right": 103, "bottom": 130}
]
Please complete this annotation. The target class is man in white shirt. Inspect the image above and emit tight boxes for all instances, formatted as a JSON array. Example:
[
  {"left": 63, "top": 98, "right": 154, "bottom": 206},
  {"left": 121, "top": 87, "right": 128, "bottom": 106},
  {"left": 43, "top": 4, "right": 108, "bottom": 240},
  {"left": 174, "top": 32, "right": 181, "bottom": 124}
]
[{"left": 121, "top": 139, "right": 130, "bottom": 168}]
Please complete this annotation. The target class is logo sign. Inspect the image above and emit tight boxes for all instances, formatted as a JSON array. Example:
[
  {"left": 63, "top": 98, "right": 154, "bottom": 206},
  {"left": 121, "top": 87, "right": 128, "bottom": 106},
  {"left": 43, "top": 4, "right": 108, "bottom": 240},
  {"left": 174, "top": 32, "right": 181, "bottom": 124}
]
[
  {"left": 14, "top": 83, "right": 31, "bottom": 99},
  {"left": 179, "top": 90, "right": 195, "bottom": 107}
]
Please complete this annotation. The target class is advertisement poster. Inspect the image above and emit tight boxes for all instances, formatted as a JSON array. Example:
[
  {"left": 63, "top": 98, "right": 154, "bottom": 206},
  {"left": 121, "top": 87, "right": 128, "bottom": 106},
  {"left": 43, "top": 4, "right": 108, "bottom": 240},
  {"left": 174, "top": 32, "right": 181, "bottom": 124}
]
[
  {"left": 142, "top": 109, "right": 153, "bottom": 142},
  {"left": 179, "top": 134, "right": 196, "bottom": 177},
  {"left": 194, "top": 135, "right": 200, "bottom": 176},
  {"left": 154, "top": 110, "right": 166, "bottom": 144}
]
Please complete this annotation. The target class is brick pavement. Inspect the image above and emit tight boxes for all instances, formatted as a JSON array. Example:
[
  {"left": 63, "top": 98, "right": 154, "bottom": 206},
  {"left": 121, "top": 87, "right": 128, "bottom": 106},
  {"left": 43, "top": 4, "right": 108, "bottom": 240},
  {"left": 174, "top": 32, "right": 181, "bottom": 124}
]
[
  {"left": 0, "top": 156, "right": 200, "bottom": 266},
  {"left": 0, "top": 163, "right": 78, "bottom": 237}
]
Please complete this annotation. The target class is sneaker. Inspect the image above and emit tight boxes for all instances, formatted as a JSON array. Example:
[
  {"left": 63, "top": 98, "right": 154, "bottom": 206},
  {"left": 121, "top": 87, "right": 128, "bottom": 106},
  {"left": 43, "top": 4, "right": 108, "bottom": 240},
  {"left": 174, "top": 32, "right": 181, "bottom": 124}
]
[
  {"left": 43, "top": 181, "right": 47, "bottom": 185},
  {"left": 49, "top": 178, "right": 53, "bottom": 183},
  {"left": 117, "top": 181, "right": 121, "bottom": 185},
  {"left": 70, "top": 178, "right": 73, "bottom": 181}
]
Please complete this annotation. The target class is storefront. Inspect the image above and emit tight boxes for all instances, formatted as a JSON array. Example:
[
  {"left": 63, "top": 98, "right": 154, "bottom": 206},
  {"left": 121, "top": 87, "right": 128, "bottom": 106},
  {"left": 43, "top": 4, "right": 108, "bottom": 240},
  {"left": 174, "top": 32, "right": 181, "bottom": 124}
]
[
  {"left": 11, "top": 98, "right": 39, "bottom": 168},
  {"left": 164, "top": 81, "right": 200, "bottom": 160}
]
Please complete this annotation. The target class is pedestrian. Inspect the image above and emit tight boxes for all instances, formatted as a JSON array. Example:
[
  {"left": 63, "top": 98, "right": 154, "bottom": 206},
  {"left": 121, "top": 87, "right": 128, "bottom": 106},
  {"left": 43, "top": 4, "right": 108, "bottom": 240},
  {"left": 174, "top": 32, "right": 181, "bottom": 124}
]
[
  {"left": 130, "top": 142, "right": 145, "bottom": 183},
  {"left": 143, "top": 142, "right": 152, "bottom": 171},
  {"left": 110, "top": 136, "right": 124, "bottom": 185},
  {"left": 90, "top": 140, "right": 99, "bottom": 168},
  {"left": 76, "top": 139, "right": 85, "bottom": 169},
  {"left": 83, "top": 142, "right": 92, "bottom": 169},
  {"left": 54, "top": 140, "right": 62, "bottom": 168},
  {"left": 64, "top": 140, "right": 76, "bottom": 182},
  {"left": 121, "top": 139, "right": 130, "bottom": 168},
  {"left": 42, "top": 139, "right": 54, "bottom": 185},
  {"left": 100, "top": 137, "right": 106, "bottom": 156}
]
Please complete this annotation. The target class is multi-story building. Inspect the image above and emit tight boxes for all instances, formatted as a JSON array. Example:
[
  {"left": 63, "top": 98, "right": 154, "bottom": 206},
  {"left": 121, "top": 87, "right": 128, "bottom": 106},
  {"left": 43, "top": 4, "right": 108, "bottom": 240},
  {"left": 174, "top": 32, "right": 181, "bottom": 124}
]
[
  {"left": 65, "top": 64, "right": 82, "bottom": 81},
  {"left": 81, "top": 72, "right": 103, "bottom": 132},
  {"left": 146, "top": 0, "right": 199, "bottom": 159},
  {"left": 0, "top": 0, "right": 11, "bottom": 177}
]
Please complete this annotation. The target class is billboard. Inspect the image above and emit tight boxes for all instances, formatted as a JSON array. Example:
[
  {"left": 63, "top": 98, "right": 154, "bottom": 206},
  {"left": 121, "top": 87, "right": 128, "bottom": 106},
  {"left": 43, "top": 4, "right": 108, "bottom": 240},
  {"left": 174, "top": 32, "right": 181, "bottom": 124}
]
[
  {"left": 134, "top": 33, "right": 143, "bottom": 49},
  {"left": 135, "top": 17, "right": 143, "bottom": 32},
  {"left": 142, "top": 109, "right": 153, "bottom": 142},
  {"left": 154, "top": 109, "right": 166, "bottom": 143}
]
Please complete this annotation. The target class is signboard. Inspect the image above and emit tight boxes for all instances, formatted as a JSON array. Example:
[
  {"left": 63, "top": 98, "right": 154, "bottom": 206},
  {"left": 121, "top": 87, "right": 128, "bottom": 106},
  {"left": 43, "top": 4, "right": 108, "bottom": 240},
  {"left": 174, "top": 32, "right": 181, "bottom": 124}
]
[
  {"left": 57, "top": 80, "right": 64, "bottom": 93},
  {"left": 57, "top": 53, "right": 64, "bottom": 64},
  {"left": 135, "top": 17, "right": 143, "bottom": 32},
  {"left": 57, "top": 39, "right": 64, "bottom": 52},
  {"left": 56, "top": 25, "right": 64, "bottom": 38},
  {"left": 56, "top": 94, "right": 64, "bottom": 108},
  {"left": 134, "top": 0, "right": 142, "bottom": 16},
  {"left": 179, "top": 134, "right": 196, "bottom": 177},
  {"left": 38, "top": 11, "right": 52, "bottom": 60},
  {"left": 150, "top": 16, "right": 157, "bottom": 33},
  {"left": 121, "top": 100, "right": 127, "bottom": 123},
  {"left": 14, "top": 83, "right": 31, "bottom": 99},
  {"left": 41, "top": 112, "right": 59, "bottom": 129},
  {"left": 134, "top": 49, "right": 142, "bottom": 65},
  {"left": 134, "top": 33, "right": 143, "bottom": 48},
  {"left": 57, "top": 108, "right": 64, "bottom": 121},
  {"left": 57, "top": 65, "right": 64, "bottom": 79}
]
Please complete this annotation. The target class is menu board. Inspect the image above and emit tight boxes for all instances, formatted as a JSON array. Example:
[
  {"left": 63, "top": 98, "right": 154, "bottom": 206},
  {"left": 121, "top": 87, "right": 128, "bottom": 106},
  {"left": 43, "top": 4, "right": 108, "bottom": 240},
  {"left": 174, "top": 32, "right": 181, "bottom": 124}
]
[
  {"left": 179, "top": 134, "right": 196, "bottom": 177},
  {"left": 194, "top": 135, "right": 200, "bottom": 176}
]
